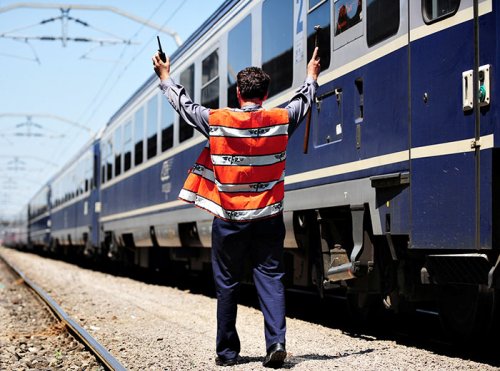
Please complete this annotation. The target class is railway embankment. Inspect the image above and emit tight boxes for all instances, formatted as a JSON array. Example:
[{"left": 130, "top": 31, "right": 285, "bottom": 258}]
[
  {"left": 1, "top": 246, "right": 498, "bottom": 370},
  {"left": 0, "top": 251, "right": 103, "bottom": 370}
]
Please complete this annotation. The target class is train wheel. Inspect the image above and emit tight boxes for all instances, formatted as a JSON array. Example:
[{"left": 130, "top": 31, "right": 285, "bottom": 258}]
[{"left": 437, "top": 284, "right": 496, "bottom": 341}]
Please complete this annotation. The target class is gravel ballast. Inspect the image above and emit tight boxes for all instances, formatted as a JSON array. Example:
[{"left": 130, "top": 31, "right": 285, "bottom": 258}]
[
  {"left": 0, "top": 253, "right": 103, "bottom": 370},
  {"left": 0, "top": 246, "right": 497, "bottom": 370}
]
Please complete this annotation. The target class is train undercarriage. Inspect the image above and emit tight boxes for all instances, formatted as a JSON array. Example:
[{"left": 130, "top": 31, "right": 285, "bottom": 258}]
[{"left": 79, "top": 202, "right": 500, "bottom": 343}]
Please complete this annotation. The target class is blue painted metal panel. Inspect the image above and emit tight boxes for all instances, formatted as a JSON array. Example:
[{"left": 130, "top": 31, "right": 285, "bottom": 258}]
[
  {"left": 100, "top": 142, "right": 205, "bottom": 218},
  {"left": 411, "top": 153, "right": 476, "bottom": 249},
  {"left": 410, "top": 16, "right": 476, "bottom": 250},
  {"left": 286, "top": 47, "right": 409, "bottom": 189}
]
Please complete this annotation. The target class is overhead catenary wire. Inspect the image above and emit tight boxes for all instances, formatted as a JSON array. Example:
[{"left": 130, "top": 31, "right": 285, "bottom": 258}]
[
  {"left": 0, "top": 51, "right": 37, "bottom": 62},
  {"left": 1, "top": 34, "right": 135, "bottom": 45},
  {"left": 0, "top": 38, "right": 41, "bottom": 64},
  {"left": 50, "top": 0, "right": 172, "bottom": 169},
  {"left": 1, "top": 12, "right": 136, "bottom": 46},
  {"left": 75, "top": 0, "right": 171, "bottom": 125},
  {"left": 79, "top": 0, "right": 186, "bottom": 129}
]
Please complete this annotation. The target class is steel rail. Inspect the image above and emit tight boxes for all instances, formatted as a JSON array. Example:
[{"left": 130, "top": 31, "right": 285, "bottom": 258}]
[{"left": 0, "top": 252, "right": 126, "bottom": 371}]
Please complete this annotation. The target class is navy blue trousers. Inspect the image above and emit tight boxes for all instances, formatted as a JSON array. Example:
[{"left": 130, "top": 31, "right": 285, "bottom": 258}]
[{"left": 211, "top": 214, "right": 286, "bottom": 360}]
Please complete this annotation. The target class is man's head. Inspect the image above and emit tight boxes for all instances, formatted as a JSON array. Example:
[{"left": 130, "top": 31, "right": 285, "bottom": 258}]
[{"left": 236, "top": 67, "right": 270, "bottom": 101}]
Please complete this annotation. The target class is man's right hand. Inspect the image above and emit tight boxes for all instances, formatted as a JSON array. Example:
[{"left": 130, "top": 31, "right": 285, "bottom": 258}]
[
  {"left": 307, "top": 47, "right": 321, "bottom": 81},
  {"left": 153, "top": 52, "right": 170, "bottom": 81}
]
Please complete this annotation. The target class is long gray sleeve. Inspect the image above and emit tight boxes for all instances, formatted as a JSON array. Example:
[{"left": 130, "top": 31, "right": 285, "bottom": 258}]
[
  {"left": 285, "top": 76, "right": 318, "bottom": 137},
  {"left": 159, "top": 77, "right": 210, "bottom": 138}
]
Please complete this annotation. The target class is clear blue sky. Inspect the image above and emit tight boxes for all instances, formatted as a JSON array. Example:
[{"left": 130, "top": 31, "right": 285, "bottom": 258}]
[{"left": 0, "top": 0, "right": 226, "bottom": 219}]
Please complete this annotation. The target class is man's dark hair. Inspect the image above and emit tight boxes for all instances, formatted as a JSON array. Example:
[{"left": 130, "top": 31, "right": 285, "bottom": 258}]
[{"left": 237, "top": 67, "right": 270, "bottom": 100}]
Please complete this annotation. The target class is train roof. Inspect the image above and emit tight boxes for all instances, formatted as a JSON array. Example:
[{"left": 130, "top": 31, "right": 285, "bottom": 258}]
[{"left": 106, "top": 0, "right": 240, "bottom": 127}]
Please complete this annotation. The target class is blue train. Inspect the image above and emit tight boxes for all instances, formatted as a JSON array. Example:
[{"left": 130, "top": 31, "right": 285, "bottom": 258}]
[{"left": 12, "top": 0, "right": 500, "bottom": 336}]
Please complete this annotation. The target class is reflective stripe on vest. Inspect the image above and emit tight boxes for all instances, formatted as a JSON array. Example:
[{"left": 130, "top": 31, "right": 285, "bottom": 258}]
[{"left": 179, "top": 108, "right": 289, "bottom": 221}]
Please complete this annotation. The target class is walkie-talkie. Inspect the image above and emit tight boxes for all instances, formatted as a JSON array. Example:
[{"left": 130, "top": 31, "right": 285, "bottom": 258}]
[{"left": 157, "top": 36, "right": 166, "bottom": 63}]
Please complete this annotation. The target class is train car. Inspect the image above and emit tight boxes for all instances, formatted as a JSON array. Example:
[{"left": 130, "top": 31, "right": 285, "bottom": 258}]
[
  {"left": 27, "top": 184, "right": 51, "bottom": 251},
  {"left": 24, "top": 0, "right": 499, "bottom": 337},
  {"left": 2, "top": 206, "right": 28, "bottom": 249},
  {"left": 49, "top": 136, "right": 101, "bottom": 256}
]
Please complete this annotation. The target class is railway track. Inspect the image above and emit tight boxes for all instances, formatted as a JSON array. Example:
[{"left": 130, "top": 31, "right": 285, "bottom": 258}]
[{"left": 0, "top": 252, "right": 126, "bottom": 371}]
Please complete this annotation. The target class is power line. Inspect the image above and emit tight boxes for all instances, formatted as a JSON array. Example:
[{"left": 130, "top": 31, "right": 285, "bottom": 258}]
[
  {"left": 75, "top": 0, "right": 169, "bottom": 126},
  {"left": 0, "top": 3, "right": 183, "bottom": 45},
  {"left": 81, "top": 0, "right": 187, "bottom": 128},
  {"left": 54, "top": 0, "right": 171, "bottom": 162}
]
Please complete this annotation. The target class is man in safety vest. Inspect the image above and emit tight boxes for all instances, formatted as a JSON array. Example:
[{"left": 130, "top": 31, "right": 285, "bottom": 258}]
[{"left": 153, "top": 47, "right": 320, "bottom": 368}]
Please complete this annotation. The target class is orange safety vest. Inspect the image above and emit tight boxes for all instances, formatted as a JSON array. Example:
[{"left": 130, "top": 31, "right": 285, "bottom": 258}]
[{"left": 178, "top": 108, "right": 289, "bottom": 221}]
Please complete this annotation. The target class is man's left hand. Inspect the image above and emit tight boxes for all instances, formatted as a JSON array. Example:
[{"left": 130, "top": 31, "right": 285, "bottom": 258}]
[{"left": 153, "top": 52, "right": 170, "bottom": 81}]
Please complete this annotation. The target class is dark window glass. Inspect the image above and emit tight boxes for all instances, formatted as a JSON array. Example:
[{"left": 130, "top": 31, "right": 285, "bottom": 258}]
[
  {"left": 85, "top": 159, "right": 89, "bottom": 192},
  {"left": 134, "top": 108, "right": 144, "bottom": 166},
  {"left": 423, "top": 0, "right": 460, "bottom": 23},
  {"left": 146, "top": 96, "right": 158, "bottom": 159},
  {"left": 202, "top": 50, "right": 219, "bottom": 109},
  {"left": 262, "top": 0, "right": 293, "bottom": 97},
  {"left": 201, "top": 79, "right": 219, "bottom": 109},
  {"left": 114, "top": 127, "right": 122, "bottom": 177},
  {"left": 180, "top": 65, "right": 195, "bottom": 143},
  {"left": 92, "top": 152, "right": 98, "bottom": 189},
  {"left": 123, "top": 121, "right": 132, "bottom": 172},
  {"left": 86, "top": 153, "right": 93, "bottom": 192},
  {"left": 367, "top": 0, "right": 399, "bottom": 47},
  {"left": 106, "top": 137, "right": 113, "bottom": 182},
  {"left": 202, "top": 50, "right": 218, "bottom": 85},
  {"left": 161, "top": 94, "right": 174, "bottom": 151},
  {"left": 74, "top": 166, "right": 80, "bottom": 196},
  {"left": 335, "top": 0, "right": 362, "bottom": 36},
  {"left": 101, "top": 142, "right": 106, "bottom": 184},
  {"left": 228, "top": 15, "right": 251, "bottom": 108},
  {"left": 307, "top": 0, "right": 331, "bottom": 71}
]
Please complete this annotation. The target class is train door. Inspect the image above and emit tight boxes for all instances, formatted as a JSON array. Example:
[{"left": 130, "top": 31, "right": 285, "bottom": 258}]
[{"left": 409, "top": 0, "right": 480, "bottom": 250}]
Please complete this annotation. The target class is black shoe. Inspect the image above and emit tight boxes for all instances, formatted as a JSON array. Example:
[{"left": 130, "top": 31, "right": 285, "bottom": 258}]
[
  {"left": 215, "top": 356, "right": 238, "bottom": 367},
  {"left": 263, "top": 343, "right": 286, "bottom": 368}
]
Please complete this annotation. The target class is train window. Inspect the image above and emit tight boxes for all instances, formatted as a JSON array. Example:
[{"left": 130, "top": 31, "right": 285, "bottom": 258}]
[
  {"left": 84, "top": 158, "right": 88, "bottom": 193},
  {"left": 334, "top": 0, "right": 362, "bottom": 36},
  {"left": 179, "top": 64, "right": 195, "bottom": 143},
  {"left": 101, "top": 142, "right": 106, "bottom": 185},
  {"left": 74, "top": 165, "right": 80, "bottom": 196},
  {"left": 367, "top": 0, "right": 400, "bottom": 47},
  {"left": 85, "top": 154, "right": 92, "bottom": 192},
  {"left": 114, "top": 126, "right": 122, "bottom": 177},
  {"left": 123, "top": 120, "right": 132, "bottom": 172},
  {"left": 134, "top": 108, "right": 144, "bottom": 166},
  {"left": 202, "top": 50, "right": 220, "bottom": 110},
  {"left": 80, "top": 160, "right": 85, "bottom": 194},
  {"left": 93, "top": 151, "right": 98, "bottom": 189},
  {"left": 146, "top": 96, "right": 158, "bottom": 160},
  {"left": 71, "top": 169, "right": 76, "bottom": 199},
  {"left": 262, "top": 0, "right": 293, "bottom": 97},
  {"left": 105, "top": 137, "right": 113, "bottom": 182},
  {"left": 227, "top": 15, "right": 251, "bottom": 108},
  {"left": 423, "top": 0, "right": 460, "bottom": 23},
  {"left": 160, "top": 94, "right": 174, "bottom": 151},
  {"left": 78, "top": 160, "right": 84, "bottom": 195},
  {"left": 77, "top": 164, "right": 83, "bottom": 196},
  {"left": 307, "top": 0, "right": 331, "bottom": 71}
]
